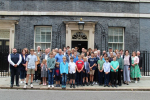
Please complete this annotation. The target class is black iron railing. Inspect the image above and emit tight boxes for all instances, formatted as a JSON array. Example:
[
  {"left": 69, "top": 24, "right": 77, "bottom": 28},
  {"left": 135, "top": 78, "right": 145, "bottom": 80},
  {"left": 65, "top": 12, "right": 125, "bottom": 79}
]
[{"left": 0, "top": 48, "right": 150, "bottom": 76}]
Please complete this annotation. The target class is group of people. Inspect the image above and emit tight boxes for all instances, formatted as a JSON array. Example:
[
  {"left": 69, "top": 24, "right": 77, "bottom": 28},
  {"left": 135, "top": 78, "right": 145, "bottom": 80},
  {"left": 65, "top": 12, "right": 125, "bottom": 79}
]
[{"left": 8, "top": 46, "right": 142, "bottom": 89}]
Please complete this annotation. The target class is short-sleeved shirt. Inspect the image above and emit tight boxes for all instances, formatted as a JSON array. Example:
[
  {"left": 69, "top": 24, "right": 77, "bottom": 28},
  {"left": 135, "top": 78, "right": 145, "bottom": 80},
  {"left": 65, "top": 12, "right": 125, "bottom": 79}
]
[
  {"left": 55, "top": 54, "right": 64, "bottom": 63},
  {"left": 26, "top": 54, "right": 38, "bottom": 69},
  {"left": 76, "top": 60, "right": 84, "bottom": 70},
  {"left": 88, "top": 57, "right": 97, "bottom": 70},
  {"left": 69, "top": 62, "right": 76, "bottom": 74},
  {"left": 110, "top": 61, "right": 119, "bottom": 72},
  {"left": 97, "top": 60, "right": 105, "bottom": 70}
]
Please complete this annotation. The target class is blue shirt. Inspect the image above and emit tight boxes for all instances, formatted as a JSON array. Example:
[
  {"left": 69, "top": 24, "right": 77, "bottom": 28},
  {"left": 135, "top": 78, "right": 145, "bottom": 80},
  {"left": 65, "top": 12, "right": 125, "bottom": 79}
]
[
  {"left": 55, "top": 54, "right": 64, "bottom": 63},
  {"left": 102, "top": 57, "right": 106, "bottom": 62},
  {"left": 60, "top": 62, "right": 68, "bottom": 74},
  {"left": 103, "top": 62, "right": 111, "bottom": 72},
  {"left": 88, "top": 57, "right": 97, "bottom": 70},
  {"left": 26, "top": 54, "right": 37, "bottom": 69},
  {"left": 73, "top": 56, "right": 78, "bottom": 63}
]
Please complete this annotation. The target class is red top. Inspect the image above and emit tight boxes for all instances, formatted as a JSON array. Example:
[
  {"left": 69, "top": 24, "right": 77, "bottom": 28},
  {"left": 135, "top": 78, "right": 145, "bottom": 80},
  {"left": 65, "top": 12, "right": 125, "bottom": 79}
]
[{"left": 76, "top": 60, "right": 84, "bottom": 70}]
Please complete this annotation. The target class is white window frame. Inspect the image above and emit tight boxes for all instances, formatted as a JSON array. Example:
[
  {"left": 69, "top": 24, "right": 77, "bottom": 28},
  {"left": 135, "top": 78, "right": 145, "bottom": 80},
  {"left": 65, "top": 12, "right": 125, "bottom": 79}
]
[
  {"left": 108, "top": 27, "right": 124, "bottom": 50},
  {"left": 34, "top": 26, "right": 52, "bottom": 50}
]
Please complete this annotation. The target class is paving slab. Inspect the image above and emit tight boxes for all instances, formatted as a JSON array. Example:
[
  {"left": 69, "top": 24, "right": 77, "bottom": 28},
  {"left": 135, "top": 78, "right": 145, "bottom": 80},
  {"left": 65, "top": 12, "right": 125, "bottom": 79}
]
[{"left": 0, "top": 76, "right": 150, "bottom": 91}]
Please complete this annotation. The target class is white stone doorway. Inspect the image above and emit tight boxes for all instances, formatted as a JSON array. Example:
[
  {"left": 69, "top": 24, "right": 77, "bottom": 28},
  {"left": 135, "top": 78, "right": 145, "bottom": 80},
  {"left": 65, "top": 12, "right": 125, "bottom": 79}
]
[{"left": 64, "top": 21, "right": 97, "bottom": 50}]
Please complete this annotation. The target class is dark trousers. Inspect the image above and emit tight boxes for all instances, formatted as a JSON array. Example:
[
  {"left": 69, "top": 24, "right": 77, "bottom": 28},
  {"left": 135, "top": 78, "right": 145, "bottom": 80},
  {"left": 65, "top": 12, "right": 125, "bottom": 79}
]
[
  {"left": 77, "top": 71, "right": 83, "bottom": 85},
  {"left": 98, "top": 71, "right": 104, "bottom": 84},
  {"left": 34, "top": 71, "right": 38, "bottom": 80},
  {"left": 10, "top": 67, "right": 19, "bottom": 85},
  {"left": 111, "top": 72, "right": 118, "bottom": 85},
  {"left": 37, "top": 67, "right": 42, "bottom": 82},
  {"left": 94, "top": 68, "right": 98, "bottom": 82},
  {"left": 104, "top": 73, "right": 109, "bottom": 85},
  {"left": 118, "top": 68, "right": 123, "bottom": 85}
]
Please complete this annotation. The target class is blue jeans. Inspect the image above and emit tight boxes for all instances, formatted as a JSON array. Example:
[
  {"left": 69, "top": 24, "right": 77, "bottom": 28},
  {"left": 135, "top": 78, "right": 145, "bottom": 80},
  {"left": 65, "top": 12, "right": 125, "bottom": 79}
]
[
  {"left": 48, "top": 69, "right": 54, "bottom": 85},
  {"left": 104, "top": 73, "right": 109, "bottom": 85},
  {"left": 62, "top": 73, "right": 67, "bottom": 86},
  {"left": 98, "top": 71, "right": 104, "bottom": 84},
  {"left": 77, "top": 71, "right": 83, "bottom": 85},
  {"left": 20, "top": 70, "right": 26, "bottom": 79}
]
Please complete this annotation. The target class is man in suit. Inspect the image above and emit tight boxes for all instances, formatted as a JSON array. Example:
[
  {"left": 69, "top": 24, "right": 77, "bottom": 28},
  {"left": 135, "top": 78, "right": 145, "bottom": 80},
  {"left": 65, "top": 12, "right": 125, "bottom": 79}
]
[
  {"left": 40, "top": 49, "right": 49, "bottom": 63},
  {"left": 137, "top": 51, "right": 143, "bottom": 81},
  {"left": 8, "top": 48, "right": 22, "bottom": 88}
]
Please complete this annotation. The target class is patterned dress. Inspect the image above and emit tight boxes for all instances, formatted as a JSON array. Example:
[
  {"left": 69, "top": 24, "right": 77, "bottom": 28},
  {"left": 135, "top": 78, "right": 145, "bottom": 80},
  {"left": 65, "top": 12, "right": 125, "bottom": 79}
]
[
  {"left": 41, "top": 64, "right": 47, "bottom": 77},
  {"left": 130, "top": 57, "right": 141, "bottom": 78}
]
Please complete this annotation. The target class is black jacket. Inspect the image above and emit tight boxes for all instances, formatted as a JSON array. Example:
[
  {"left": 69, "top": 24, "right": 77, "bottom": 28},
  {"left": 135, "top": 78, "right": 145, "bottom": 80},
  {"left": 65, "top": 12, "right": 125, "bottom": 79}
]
[{"left": 138, "top": 56, "right": 143, "bottom": 68}]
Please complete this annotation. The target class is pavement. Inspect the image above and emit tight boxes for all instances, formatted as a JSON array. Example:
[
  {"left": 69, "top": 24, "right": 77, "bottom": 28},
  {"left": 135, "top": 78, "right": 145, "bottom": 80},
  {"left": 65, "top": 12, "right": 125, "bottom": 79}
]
[
  {"left": 0, "top": 90, "right": 150, "bottom": 100},
  {"left": 0, "top": 76, "right": 150, "bottom": 91}
]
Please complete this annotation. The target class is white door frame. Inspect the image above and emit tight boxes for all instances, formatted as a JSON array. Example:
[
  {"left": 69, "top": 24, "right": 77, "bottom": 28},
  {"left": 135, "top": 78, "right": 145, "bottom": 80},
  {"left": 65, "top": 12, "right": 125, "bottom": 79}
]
[
  {"left": 64, "top": 21, "right": 97, "bottom": 50},
  {"left": 0, "top": 20, "right": 18, "bottom": 53}
]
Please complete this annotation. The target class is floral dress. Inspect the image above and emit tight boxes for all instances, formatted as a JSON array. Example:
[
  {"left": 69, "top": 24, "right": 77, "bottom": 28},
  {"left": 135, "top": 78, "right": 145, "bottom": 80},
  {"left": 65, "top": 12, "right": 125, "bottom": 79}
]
[{"left": 130, "top": 57, "right": 141, "bottom": 78}]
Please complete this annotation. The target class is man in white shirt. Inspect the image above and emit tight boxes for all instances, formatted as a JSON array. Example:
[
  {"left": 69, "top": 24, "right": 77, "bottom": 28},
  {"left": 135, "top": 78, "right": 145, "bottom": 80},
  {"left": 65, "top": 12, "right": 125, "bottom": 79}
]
[{"left": 8, "top": 48, "right": 22, "bottom": 88}]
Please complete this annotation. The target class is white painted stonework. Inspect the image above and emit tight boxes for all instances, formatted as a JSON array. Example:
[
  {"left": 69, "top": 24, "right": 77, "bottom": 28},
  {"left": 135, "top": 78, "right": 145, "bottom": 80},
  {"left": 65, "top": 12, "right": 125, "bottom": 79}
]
[
  {"left": 0, "top": 20, "right": 17, "bottom": 52},
  {"left": 64, "top": 21, "right": 97, "bottom": 50},
  {"left": 0, "top": 11, "right": 150, "bottom": 18}
]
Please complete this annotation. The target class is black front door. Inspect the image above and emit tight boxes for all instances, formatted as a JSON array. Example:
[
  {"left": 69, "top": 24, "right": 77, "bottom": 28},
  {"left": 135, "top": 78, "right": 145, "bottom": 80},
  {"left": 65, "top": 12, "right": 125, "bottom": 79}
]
[
  {"left": 72, "top": 41, "right": 88, "bottom": 53},
  {"left": 0, "top": 40, "right": 9, "bottom": 72}
]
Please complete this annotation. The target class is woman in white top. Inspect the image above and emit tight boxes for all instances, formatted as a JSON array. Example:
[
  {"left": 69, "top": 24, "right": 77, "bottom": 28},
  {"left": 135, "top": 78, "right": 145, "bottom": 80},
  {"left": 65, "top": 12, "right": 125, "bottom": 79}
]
[{"left": 123, "top": 50, "right": 131, "bottom": 85}]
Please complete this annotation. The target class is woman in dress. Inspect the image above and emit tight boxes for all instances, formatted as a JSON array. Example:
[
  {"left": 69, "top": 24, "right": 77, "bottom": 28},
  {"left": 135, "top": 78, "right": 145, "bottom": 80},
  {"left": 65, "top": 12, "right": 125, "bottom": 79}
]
[
  {"left": 130, "top": 51, "right": 141, "bottom": 83},
  {"left": 41, "top": 59, "right": 48, "bottom": 85}
]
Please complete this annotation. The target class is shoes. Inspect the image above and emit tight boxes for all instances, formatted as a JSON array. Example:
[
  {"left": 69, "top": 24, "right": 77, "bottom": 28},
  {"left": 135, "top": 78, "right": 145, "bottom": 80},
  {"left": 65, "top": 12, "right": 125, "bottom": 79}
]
[
  {"left": 83, "top": 83, "right": 85, "bottom": 86},
  {"left": 70, "top": 84, "right": 72, "bottom": 88},
  {"left": 93, "top": 81, "right": 95, "bottom": 84},
  {"left": 107, "top": 85, "right": 110, "bottom": 87},
  {"left": 104, "top": 84, "right": 106, "bottom": 87},
  {"left": 135, "top": 81, "right": 137, "bottom": 83},
  {"left": 24, "top": 85, "right": 27, "bottom": 88},
  {"left": 86, "top": 83, "right": 89, "bottom": 86},
  {"left": 30, "top": 84, "right": 33, "bottom": 88},
  {"left": 127, "top": 83, "right": 129, "bottom": 85},
  {"left": 58, "top": 84, "right": 60, "bottom": 87},
  {"left": 10, "top": 84, "right": 13, "bottom": 88},
  {"left": 112, "top": 85, "right": 114, "bottom": 87},
  {"left": 62, "top": 85, "right": 64, "bottom": 88},
  {"left": 95, "top": 82, "right": 98, "bottom": 85},
  {"left": 48, "top": 85, "right": 50, "bottom": 87},
  {"left": 64, "top": 85, "right": 66, "bottom": 88},
  {"left": 44, "top": 83, "right": 47, "bottom": 85},
  {"left": 20, "top": 81, "right": 23, "bottom": 84},
  {"left": 51, "top": 85, "right": 54, "bottom": 88},
  {"left": 36, "top": 80, "right": 38, "bottom": 83},
  {"left": 73, "top": 84, "right": 75, "bottom": 88},
  {"left": 16, "top": 84, "right": 20, "bottom": 87}
]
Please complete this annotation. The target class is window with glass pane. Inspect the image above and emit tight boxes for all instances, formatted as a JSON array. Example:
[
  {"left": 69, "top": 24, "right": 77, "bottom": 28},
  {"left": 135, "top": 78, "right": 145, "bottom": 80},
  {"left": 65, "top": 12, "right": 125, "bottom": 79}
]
[
  {"left": 108, "top": 27, "right": 124, "bottom": 50},
  {"left": 35, "top": 26, "right": 52, "bottom": 50}
]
